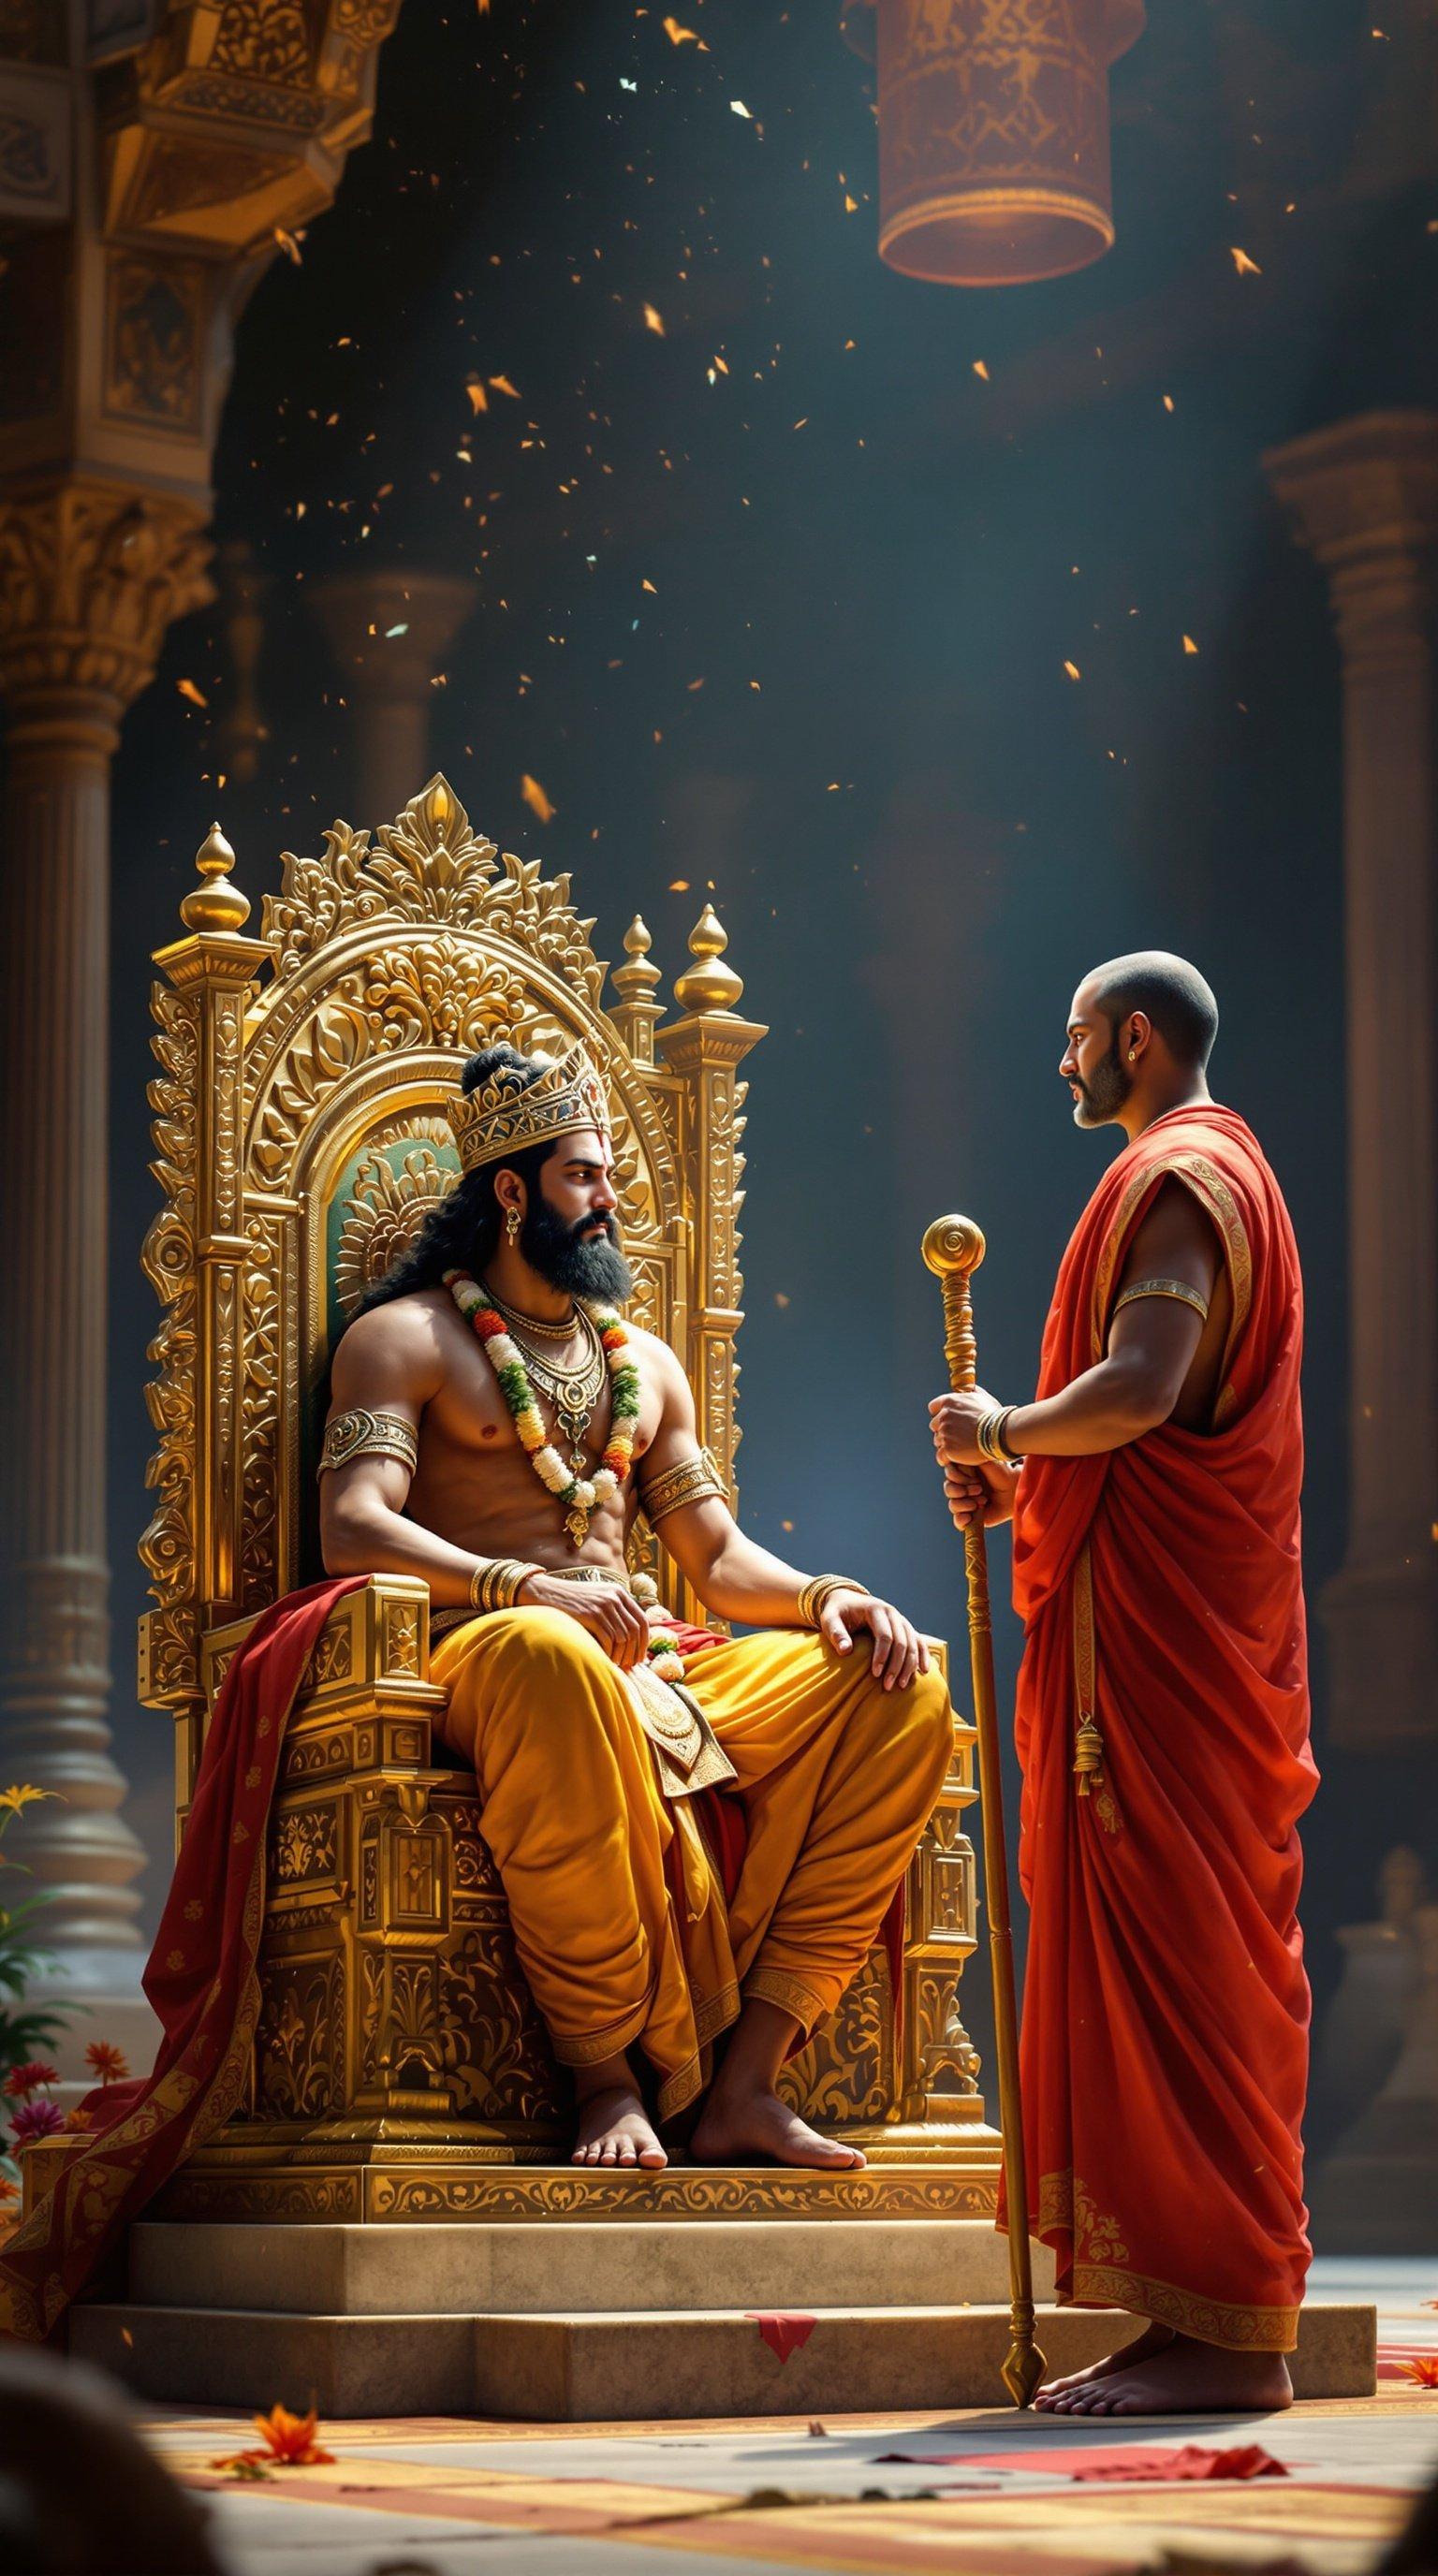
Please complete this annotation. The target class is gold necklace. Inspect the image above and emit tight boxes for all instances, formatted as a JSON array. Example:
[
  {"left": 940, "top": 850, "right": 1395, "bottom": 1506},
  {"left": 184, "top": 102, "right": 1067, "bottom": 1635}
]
[
  {"left": 504, "top": 1305, "right": 607, "bottom": 1466},
  {"left": 479, "top": 1278, "right": 580, "bottom": 1340}
]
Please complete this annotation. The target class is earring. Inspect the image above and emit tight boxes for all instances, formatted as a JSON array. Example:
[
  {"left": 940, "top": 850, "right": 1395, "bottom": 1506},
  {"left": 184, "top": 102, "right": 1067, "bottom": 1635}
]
[
  {"left": 506, "top": 1207, "right": 521, "bottom": 1244},
  {"left": 1128, "top": 1049, "right": 1137, "bottom": 1062}
]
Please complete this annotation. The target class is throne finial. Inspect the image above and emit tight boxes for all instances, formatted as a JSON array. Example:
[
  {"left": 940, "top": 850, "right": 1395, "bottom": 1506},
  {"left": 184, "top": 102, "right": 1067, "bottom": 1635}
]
[
  {"left": 609, "top": 914, "right": 666, "bottom": 1065},
  {"left": 612, "top": 913, "right": 662, "bottom": 1005},
  {"left": 180, "top": 822, "right": 252, "bottom": 935},
  {"left": 674, "top": 901, "right": 743, "bottom": 1014}
]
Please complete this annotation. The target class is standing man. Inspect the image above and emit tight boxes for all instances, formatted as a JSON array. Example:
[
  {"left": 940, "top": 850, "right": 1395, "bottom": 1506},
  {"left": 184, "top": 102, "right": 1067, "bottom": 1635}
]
[{"left": 931, "top": 953, "right": 1316, "bottom": 2415}]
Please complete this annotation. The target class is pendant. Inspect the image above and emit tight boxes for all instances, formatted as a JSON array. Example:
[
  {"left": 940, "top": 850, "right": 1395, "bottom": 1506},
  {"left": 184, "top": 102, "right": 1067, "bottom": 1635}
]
[{"left": 565, "top": 1504, "right": 590, "bottom": 1548}]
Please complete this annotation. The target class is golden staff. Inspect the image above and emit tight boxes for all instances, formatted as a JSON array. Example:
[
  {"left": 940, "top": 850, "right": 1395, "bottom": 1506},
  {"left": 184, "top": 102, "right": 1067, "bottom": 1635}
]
[{"left": 922, "top": 1214, "right": 1044, "bottom": 2410}]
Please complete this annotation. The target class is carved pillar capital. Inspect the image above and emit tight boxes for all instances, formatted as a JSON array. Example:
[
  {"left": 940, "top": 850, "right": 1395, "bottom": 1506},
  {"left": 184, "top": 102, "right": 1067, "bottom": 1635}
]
[
  {"left": 1266, "top": 412, "right": 1438, "bottom": 671},
  {"left": 0, "top": 476, "right": 213, "bottom": 729}
]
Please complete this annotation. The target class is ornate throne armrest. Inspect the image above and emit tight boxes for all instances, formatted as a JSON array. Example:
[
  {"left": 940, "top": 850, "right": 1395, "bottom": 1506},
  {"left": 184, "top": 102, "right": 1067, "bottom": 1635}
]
[{"left": 200, "top": 1573, "right": 444, "bottom": 1771}]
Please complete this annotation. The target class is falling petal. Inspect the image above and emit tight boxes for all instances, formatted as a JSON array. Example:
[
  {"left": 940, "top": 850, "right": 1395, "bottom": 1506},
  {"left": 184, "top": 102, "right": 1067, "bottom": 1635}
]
[
  {"left": 521, "top": 773, "right": 556, "bottom": 823},
  {"left": 643, "top": 302, "right": 666, "bottom": 336},
  {"left": 177, "top": 679, "right": 209, "bottom": 709},
  {"left": 1229, "top": 247, "right": 1262, "bottom": 275}
]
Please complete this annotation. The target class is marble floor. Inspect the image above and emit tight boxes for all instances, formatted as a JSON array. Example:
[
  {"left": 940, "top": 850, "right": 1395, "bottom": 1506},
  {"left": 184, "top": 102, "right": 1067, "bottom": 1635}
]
[{"left": 135, "top": 2260, "right": 1438, "bottom": 2576}]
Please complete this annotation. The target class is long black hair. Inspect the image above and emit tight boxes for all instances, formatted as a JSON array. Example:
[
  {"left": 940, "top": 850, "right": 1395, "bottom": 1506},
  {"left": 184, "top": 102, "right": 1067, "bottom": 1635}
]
[{"left": 354, "top": 1045, "right": 556, "bottom": 1321}]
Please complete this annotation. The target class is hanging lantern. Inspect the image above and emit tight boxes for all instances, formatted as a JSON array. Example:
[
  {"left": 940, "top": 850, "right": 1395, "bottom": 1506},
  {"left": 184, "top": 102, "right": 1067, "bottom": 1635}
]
[{"left": 842, "top": 0, "right": 1145, "bottom": 288}]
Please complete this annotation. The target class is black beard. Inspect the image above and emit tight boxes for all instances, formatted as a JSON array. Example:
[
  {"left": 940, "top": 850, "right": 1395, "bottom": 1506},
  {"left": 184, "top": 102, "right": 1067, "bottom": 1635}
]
[
  {"left": 1072, "top": 1032, "right": 1133, "bottom": 1129},
  {"left": 521, "top": 1194, "right": 634, "bottom": 1302}
]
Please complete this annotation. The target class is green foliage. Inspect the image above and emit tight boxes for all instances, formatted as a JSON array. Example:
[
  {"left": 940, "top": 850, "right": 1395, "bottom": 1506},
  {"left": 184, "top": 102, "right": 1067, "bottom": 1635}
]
[{"left": 0, "top": 1788, "right": 70, "bottom": 2086}]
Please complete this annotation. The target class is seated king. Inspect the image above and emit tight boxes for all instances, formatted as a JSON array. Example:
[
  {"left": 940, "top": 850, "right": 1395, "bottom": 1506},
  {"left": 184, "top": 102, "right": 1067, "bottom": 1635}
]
[{"left": 319, "top": 1039, "right": 954, "bottom": 2174}]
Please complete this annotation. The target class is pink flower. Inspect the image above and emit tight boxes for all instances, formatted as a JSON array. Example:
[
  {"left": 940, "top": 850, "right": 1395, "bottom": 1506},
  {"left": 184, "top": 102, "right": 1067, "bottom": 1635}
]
[
  {"left": 10, "top": 2097, "right": 66, "bottom": 2144},
  {"left": 4, "top": 2061, "right": 59, "bottom": 2099}
]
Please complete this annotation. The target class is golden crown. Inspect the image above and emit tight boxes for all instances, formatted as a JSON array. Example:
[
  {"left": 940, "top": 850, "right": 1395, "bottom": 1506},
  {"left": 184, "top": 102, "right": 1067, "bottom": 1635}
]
[{"left": 447, "top": 1042, "right": 612, "bottom": 1176}]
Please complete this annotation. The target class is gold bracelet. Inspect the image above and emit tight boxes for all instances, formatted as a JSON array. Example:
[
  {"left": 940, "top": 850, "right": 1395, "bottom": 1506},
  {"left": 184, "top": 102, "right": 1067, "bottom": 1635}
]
[
  {"left": 975, "top": 1406, "right": 1024, "bottom": 1466},
  {"left": 797, "top": 1573, "right": 869, "bottom": 1630},
  {"left": 991, "top": 1406, "right": 1023, "bottom": 1464},
  {"left": 469, "top": 1557, "right": 541, "bottom": 1614}
]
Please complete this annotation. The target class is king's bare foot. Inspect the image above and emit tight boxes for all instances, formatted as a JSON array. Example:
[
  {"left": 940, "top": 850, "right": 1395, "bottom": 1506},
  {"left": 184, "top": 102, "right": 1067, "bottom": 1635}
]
[
  {"left": 570, "top": 2083, "right": 668, "bottom": 2170},
  {"left": 1050, "top": 2334, "right": 1292, "bottom": 2417},
  {"left": 1035, "top": 2323, "right": 1176, "bottom": 2410},
  {"left": 691, "top": 2086, "right": 865, "bottom": 2170}
]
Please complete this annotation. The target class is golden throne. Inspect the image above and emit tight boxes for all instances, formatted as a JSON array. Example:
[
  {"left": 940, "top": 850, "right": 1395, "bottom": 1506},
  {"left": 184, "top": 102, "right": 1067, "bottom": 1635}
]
[{"left": 136, "top": 776, "right": 1000, "bottom": 2224}]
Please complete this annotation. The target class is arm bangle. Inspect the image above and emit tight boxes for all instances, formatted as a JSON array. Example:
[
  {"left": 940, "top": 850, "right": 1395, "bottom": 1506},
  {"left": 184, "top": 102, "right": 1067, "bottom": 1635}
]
[
  {"left": 1112, "top": 1276, "right": 1211, "bottom": 1323},
  {"left": 640, "top": 1446, "right": 728, "bottom": 1527},
  {"left": 797, "top": 1573, "right": 869, "bottom": 1630},
  {"left": 317, "top": 1407, "right": 418, "bottom": 1478}
]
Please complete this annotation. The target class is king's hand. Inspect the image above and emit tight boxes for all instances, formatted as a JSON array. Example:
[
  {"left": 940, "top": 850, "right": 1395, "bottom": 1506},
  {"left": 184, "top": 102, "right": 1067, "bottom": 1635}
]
[
  {"left": 818, "top": 1588, "right": 931, "bottom": 1692},
  {"left": 521, "top": 1568, "right": 651, "bottom": 1670}
]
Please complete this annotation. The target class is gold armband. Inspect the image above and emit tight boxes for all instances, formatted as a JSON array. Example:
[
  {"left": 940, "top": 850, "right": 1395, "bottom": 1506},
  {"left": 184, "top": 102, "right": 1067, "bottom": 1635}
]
[
  {"left": 469, "top": 1557, "right": 542, "bottom": 1614},
  {"left": 1112, "top": 1276, "right": 1210, "bottom": 1324},
  {"left": 797, "top": 1573, "right": 869, "bottom": 1630},
  {"left": 317, "top": 1408, "right": 418, "bottom": 1477},
  {"left": 640, "top": 1446, "right": 728, "bottom": 1527}
]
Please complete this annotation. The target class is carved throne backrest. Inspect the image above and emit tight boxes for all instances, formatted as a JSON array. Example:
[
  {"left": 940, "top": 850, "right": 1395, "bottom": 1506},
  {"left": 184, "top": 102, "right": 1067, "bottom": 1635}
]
[{"left": 139, "top": 776, "right": 765, "bottom": 1802}]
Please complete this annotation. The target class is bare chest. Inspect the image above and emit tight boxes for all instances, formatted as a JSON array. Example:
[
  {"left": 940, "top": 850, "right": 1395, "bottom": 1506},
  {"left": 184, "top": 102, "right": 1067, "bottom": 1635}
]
[{"left": 421, "top": 1311, "right": 662, "bottom": 1474}]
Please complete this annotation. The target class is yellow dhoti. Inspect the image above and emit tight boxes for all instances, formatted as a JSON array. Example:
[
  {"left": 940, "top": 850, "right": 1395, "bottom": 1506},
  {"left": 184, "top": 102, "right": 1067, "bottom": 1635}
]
[{"left": 433, "top": 1609, "right": 953, "bottom": 2122}]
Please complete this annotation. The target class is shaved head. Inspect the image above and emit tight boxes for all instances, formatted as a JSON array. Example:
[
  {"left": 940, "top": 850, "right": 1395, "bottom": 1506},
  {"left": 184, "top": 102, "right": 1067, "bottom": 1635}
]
[{"left": 1082, "top": 951, "right": 1218, "bottom": 1072}]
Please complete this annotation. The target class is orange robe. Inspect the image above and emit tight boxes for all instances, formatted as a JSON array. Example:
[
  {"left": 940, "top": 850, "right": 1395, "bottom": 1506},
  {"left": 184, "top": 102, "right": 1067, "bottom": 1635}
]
[
  {"left": 1008, "top": 1105, "right": 1317, "bottom": 2352},
  {"left": 433, "top": 1611, "right": 954, "bottom": 2122}
]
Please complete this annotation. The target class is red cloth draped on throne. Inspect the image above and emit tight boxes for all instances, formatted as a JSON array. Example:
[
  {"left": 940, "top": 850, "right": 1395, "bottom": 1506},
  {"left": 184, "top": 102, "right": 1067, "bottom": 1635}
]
[
  {"left": 0, "top": 1581, "right": 369, "bottom": 2343},
  {"left": 1007, "top": 1105, "right": 1317, "bottom": 2352}
]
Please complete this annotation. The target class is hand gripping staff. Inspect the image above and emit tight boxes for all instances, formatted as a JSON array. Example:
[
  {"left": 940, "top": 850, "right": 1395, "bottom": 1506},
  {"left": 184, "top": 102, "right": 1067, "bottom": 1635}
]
[{"left": 922, "top": 1214, "right": 1044, "bottom": 2410}]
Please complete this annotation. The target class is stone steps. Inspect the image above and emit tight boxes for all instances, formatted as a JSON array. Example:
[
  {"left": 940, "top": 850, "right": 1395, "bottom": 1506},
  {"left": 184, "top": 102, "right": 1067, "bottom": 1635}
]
[
  {"left": 124, "top": 2215, "right": 1030, "bottom": 2317},
  {"left": 69, "top": 2296, "right": 1377, "bottom": 2421}
]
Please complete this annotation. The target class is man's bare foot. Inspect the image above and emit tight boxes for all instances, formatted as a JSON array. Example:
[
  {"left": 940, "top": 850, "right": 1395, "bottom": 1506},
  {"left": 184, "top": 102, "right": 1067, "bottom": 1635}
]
[
  {"left": 1035, "top": 2322, "right": 1177, "bottom": 2409},
  {"left": 691, "top": 2086, "right": 866, "bottom": 2171},
  {"left": 1047, "top": 2333, "right": 1293, "bottom": 2417},
  {"left": 570, "top": 2083, "right": 668, "bottom": 2170}
]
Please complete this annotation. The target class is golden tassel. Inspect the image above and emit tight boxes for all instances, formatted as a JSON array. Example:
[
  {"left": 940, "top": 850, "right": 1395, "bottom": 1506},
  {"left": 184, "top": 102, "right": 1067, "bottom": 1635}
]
[{"left": 1073, "top": 1712, "right": 1106, "bottom": 1796}]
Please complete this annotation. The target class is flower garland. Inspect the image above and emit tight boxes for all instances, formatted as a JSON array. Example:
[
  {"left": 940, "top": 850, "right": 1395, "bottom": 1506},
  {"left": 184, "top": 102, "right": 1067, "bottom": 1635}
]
[
  {"left": 645, "top": 1630, "right": 684, "bottom": 1682},
  {"left": 445, "top": 1268, "right": 641, "bottom": 1538}
]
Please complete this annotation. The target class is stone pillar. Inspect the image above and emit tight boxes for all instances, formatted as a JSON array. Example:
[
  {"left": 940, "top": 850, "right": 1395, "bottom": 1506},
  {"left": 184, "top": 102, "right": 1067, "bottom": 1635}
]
[
  {"left": 0, "top": 480, "right": 211, "bottom": 2069},
  {"left": 311, "top": 570, "right": 477, "bottom": 827},
  {"left": 0, "top": 2, "right": 406, "bottom": 2086},
  {"left": 1267, "top": 414, "right": 1438, "bottom": 1751}
]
